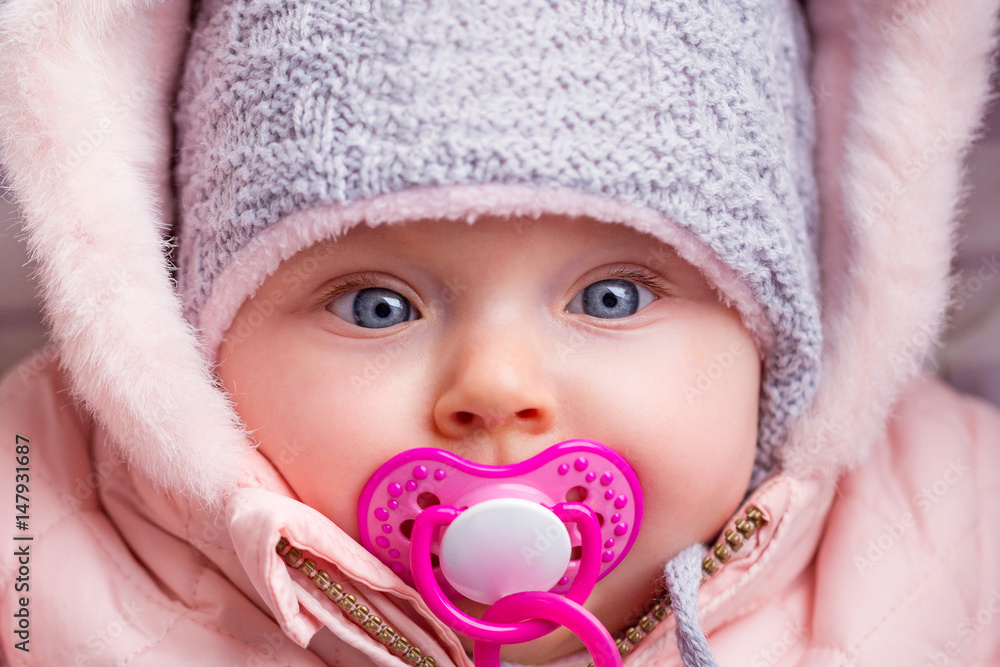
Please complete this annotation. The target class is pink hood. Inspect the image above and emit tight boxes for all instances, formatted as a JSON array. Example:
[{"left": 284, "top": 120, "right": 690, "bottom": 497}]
[{"left": 1, "top": 0, "right": 1000, "bottom": 665}]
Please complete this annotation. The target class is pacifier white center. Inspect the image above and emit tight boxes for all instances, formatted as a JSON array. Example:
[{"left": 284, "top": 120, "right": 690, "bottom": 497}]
[{"left": 439, "top": 498, "right": 572, "bottom": 605}]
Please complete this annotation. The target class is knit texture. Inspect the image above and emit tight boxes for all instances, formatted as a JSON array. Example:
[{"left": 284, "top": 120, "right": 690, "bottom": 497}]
[
  {"left": 173, "top": 0, "right": 820, "bottom": 488},
  {"left": 664, "top": 543, "right": 720, "bottom": 667}
]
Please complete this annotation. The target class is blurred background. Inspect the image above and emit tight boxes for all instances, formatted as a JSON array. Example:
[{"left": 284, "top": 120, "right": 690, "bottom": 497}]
[
  {"left": 0, "top": 191, "right": 47, "bottom": 374},
  {"left": 2, "top": 69, "right": 999, "bottom": 406},
  {"left": 941, "top": 75, "right": 1000, "bottom": 407}
]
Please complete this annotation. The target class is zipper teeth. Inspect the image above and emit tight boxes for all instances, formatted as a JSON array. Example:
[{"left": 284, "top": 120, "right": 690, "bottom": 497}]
[
  {"left": 589, "top": 504, "right": 768, "bottom": 666},
  {"left": 275, "top": 537, "right": 438, "bottom": 667},
  {"left": 275, "top": 504, "right": 767, "bottom": 667}
]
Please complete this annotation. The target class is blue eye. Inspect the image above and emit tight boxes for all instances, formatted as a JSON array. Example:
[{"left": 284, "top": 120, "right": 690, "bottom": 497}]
[
  {"left": 567, "top": 279, "right": 656, "bottom": 319},
  {"left": 328, "top": 287, "right": 417, "bottom": 328}
]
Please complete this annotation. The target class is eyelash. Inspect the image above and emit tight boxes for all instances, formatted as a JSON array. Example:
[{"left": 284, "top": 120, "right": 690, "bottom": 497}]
[
  {"left": 316, "top": 272, "right": 400, "bottom": 306},
  {"left": 316, "top": 266, "right": 673, "bottom": 310},
  {"left": 599, "top": 266, "right": 674, "bottom": 298}
]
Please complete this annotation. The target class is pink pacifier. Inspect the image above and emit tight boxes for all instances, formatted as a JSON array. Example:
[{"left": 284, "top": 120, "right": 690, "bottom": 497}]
[{"left": 358, "top": 439, "right": 643, "bottom": 667}]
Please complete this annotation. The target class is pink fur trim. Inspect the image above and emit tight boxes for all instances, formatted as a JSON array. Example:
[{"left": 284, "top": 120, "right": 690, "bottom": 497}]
[
  {"left": 0, "top": 0, "right": 251, "bottom": 504},
  {"left": 784, "top": 0, "right": 1000, "bottom": 477},
  {"left": 196, "top": 183, "right": 775, "bottom": 360}
]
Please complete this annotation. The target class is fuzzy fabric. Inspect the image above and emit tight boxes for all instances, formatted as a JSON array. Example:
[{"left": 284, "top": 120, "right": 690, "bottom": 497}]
[
  {"left": 783, "top": 0, "right": 1000, "bottom": 479},
  {"left": 0, "top": 0, "right": 250, "bottom": 504}
]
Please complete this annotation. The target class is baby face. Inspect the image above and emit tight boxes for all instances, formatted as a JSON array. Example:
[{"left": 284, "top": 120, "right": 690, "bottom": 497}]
[{"left": 217, "top": 215, "right": 760, "bottom": 663}]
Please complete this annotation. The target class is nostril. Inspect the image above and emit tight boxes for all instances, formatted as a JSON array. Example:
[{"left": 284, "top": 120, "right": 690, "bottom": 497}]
[
  {"left": 455, "top": 412, "right": 474, "bottom": 425},
  {"left": 516, "top": 408, "right": 539, "bottom": 419}
]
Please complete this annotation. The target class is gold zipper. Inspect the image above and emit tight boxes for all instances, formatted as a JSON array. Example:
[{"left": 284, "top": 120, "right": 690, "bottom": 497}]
[
  {"left": 275, "top": 504, "right": 767, "bottom": 667},
  {"left": 590, "top": 505, "right": 768, "bottom": 666},
  {"left": 276, "top": 537, "right": 437, "bottom": 666}
]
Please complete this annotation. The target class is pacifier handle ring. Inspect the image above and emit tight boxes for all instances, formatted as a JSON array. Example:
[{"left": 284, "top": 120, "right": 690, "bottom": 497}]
[
  {"left": 551, "top": 503, "right": 603, "bottom": 604},
  {"left": 409, "top": 502, "right": 604, "bottom": 644},
  {"left": 472, "top": 591, "right": 622, "bottom": 667}
]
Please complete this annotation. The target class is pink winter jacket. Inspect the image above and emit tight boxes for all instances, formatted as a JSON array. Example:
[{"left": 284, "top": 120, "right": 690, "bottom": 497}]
[{"left": 2, "top": 0, "right": 1000, "bottom": 665}]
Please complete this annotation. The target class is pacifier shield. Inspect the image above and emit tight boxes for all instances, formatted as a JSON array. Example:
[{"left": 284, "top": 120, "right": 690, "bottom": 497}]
[
  {"left": 358, "top": 439, "right": 644, "bottom": 595},
  {"left": 439, "top": 498, "right": 571, "bottom": 604}
]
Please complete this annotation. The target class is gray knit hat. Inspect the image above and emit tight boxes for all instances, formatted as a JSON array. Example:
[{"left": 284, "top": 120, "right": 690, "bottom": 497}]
[{"left": 173, "top": 1, "right": 819, "bottom": 661}]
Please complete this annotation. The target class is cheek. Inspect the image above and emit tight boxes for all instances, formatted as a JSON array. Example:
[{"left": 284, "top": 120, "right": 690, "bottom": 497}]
[
  {"left": 570, "top": 316, "right": 758, "bottom": 457},
  {"left": 567, "top": 309, "right": 759, "bottom": 543},
  {"left": 218, "top": 326, "right": 420, "bottom": 540},
  {"left": 654, "top": 327, "right": 759, "bottom": 538}
]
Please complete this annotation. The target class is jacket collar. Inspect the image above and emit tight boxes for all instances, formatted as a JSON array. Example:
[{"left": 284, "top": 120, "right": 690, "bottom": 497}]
[{"left": 110, "top": 431, "right": 836, "bottom": 667}]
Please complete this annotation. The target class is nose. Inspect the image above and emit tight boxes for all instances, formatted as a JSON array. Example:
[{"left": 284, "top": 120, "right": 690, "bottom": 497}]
[{"left": 433, "top": 332, "right": 557, "bottom": 450}]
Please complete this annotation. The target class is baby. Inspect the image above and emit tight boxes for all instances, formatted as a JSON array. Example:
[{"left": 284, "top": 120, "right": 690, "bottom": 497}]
[
  {"left": 171, "top": 0, "right": 819, "bottom": 663},
  {"left": 3, "top": 0, "right": 999, "bottom": 665}
]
